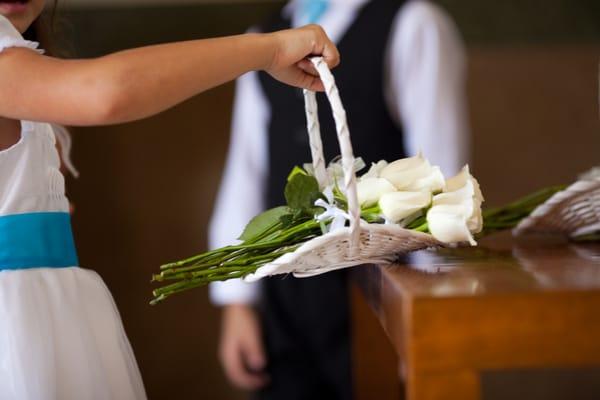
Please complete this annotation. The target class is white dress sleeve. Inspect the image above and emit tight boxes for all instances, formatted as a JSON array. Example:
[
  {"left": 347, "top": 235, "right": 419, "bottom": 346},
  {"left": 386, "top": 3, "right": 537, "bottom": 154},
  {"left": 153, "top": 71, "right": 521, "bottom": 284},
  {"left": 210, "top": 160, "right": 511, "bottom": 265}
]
[
  {"left": 0, "top": 16, "right": 76, "bottom": 177},
  {"left": 385, "top": 0, "right": 470, "bottom": 176},
  {"left": 0, "top": 15, "right": 43, "bottom": 54},
  {"left": 208, "top": 70, "right": 270, "bottom": 306}
]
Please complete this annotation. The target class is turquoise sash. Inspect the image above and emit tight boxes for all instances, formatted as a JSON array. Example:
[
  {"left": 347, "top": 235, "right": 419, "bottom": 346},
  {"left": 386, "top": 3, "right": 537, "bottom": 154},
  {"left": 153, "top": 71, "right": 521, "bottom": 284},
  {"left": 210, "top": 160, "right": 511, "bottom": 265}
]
[{"left": 0, "top": 212, "right": 79, "bottom": 270}]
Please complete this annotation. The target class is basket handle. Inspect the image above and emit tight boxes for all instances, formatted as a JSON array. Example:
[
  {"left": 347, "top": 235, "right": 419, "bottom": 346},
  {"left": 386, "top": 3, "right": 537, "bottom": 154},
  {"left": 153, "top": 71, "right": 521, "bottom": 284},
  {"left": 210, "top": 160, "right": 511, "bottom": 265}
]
[{"left": 303, "top": 57, "right": 361, "bottom": 251}]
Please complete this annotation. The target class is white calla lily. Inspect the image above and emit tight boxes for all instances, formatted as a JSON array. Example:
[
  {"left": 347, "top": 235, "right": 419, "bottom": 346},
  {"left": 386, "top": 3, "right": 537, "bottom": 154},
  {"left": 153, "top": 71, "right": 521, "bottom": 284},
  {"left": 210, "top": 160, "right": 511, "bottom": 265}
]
[
  {"left": 361, "top": 160, "right": 389, "bottom": 179},
  {"left": 379, "top": 152, "right": 445, "bottom": 192},
  {"left": 357, "top": 177, "right": 396, "bottom": 207},
  {"left": 303, "top": 158, "right": 367, "bottom": 186},
  {"left": 427, "top": 205, "right": 477, "bottom": 245},
  {"left": 426, "top": 166, "right": 484, "bottom": 245},
  {"left": 379, "top": 191, "right": 432, "bottom": 223},
  {"left": 324, "top": 157, "right": 366, "bottom": 182}
]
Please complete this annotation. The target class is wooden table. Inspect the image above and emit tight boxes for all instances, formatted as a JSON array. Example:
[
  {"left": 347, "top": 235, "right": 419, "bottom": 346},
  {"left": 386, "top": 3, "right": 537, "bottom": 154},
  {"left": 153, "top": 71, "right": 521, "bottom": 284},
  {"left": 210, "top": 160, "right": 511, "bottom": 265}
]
[{"left": 358, "top": 233, "right": 600, "bottom": 400}]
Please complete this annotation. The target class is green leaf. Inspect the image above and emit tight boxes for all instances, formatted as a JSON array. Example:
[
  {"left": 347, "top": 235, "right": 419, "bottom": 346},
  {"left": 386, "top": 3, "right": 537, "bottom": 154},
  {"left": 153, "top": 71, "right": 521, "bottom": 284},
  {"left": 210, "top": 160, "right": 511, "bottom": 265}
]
[
  {"left": 284, "top": 173, "right": 322, "bottom": 211},
  {"left": 279, "top": 213, "right": 295, "bottom": 229},
  {"left": 287, "top": 165, "right": 308, "bottom": 181},
  {"left": 238, "top": 206, "right": 290, "bottom": 242}
]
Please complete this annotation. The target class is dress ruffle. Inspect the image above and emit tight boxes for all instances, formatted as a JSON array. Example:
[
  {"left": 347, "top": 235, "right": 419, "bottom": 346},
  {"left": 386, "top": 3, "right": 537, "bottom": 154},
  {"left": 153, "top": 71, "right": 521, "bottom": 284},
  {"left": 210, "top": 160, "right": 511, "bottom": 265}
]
[
  {"left": 0, "top": 14, "right": 44, "bottom": 54},
  {"left": 0, "top": 267, "right": 147, "bottom": 399},
  {"left": 0, "top": 37, "right": 43, "bottom": 54}
]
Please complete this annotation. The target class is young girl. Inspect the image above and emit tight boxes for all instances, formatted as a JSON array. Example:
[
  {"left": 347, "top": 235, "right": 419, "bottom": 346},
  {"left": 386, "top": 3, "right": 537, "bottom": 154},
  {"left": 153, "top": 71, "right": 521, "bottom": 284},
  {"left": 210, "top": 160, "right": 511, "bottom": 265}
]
[{"left": 0, "top": 0, "right": 339, "bottom": 398}]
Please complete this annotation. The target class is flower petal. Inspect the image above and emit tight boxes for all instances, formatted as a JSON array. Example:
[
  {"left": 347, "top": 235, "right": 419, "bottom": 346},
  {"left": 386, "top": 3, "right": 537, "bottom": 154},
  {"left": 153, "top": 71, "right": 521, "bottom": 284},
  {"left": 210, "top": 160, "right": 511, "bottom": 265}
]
[
  {"left": 427, "top": 165, "right": 484, "bottom": 243},
  {"left": 427, "top": 205, "right": 476, "bottom": 245},
  {"left": 446, "top": 165, "right": 484, "bottom": 203},
  {"left": 380, "top": 154, "right": 445, "bottom": 192},
  {"left": 404, "top": 165, "right": 445, "bottom": 192},
  {"left": 357, "top": 177, "right": 396, "bottom": 207},
  {"left": 361, "top": 160, "right": 389, "bottom": 179},
  {"left": 379, "top": 191, "right": 432, "bottom": 223}
]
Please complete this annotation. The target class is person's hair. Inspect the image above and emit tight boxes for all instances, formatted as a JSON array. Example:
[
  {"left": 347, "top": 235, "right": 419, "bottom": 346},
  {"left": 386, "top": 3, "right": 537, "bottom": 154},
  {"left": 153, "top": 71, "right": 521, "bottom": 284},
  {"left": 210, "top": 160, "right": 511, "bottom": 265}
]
[{"left": 22, "top": 1, "right": 68, "bottom": 57}]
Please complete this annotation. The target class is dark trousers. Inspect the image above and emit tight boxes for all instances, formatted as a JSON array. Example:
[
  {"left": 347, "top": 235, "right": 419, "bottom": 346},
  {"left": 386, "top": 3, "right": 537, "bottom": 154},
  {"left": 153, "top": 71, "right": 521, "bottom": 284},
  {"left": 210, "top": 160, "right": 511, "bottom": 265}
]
[{"left": 256, "top": 270, "right": 353, "bottom": 400}]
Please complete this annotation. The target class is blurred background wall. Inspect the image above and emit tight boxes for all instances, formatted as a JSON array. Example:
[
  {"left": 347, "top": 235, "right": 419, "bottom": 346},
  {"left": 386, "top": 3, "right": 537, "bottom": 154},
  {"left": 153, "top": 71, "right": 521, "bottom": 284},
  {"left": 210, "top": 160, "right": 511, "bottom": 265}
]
[{"left": 62, "top": 0, "right": 600, "bottom": 399}]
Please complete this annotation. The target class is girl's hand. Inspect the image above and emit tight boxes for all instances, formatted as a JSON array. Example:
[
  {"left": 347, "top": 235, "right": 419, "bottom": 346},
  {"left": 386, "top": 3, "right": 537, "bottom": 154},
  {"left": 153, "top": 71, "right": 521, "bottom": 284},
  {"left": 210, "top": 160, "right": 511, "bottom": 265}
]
[{"left": 265, "top": 25, "right": 340, "bottom": 92}]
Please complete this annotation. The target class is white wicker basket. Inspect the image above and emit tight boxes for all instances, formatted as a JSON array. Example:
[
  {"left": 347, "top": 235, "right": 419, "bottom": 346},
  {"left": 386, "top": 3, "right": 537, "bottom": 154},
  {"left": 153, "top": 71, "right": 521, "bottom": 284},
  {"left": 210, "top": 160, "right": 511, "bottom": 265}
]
[
  {"left": 243, "top": 57, "right": 442, "bottom": 282},
  {"left": 513, "top": 174, "right": 600, "bottom": 238}
]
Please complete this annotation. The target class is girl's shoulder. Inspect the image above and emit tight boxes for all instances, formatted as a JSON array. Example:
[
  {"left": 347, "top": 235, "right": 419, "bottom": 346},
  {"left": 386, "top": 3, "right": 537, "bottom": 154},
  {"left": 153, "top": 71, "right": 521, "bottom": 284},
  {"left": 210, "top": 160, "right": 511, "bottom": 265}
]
[{"left": 0, "top": 15, "right": 41, "bottom": 54}]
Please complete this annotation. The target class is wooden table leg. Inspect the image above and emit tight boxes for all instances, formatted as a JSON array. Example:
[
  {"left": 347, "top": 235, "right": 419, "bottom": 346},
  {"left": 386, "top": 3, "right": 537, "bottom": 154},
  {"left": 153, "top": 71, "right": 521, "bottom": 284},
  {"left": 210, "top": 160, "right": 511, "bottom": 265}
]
[{"left": 407, "top": 369, "right": 481, "bottom": 400}]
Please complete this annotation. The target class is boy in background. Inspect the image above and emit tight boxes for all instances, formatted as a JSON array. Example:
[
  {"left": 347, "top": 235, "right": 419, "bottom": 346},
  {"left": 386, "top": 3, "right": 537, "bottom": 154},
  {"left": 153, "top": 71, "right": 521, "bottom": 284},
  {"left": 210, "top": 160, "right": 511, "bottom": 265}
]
[{"left": 210, "top": 1, "right": 469, "bottom": 399}]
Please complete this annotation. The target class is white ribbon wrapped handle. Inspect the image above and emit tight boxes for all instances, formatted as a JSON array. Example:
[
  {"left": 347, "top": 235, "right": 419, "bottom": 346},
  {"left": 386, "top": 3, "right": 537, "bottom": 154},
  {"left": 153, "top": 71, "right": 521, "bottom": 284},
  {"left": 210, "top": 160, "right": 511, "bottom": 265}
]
[{"left": 303, "top": 57, "right": 361, "bottom": 253}]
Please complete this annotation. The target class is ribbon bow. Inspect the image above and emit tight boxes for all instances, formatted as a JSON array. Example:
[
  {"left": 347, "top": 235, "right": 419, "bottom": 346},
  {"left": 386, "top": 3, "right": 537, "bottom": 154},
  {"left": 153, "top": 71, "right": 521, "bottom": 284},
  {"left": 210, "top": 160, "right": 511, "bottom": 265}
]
[{"left": 314, "top": 187, "right": 351, "bottom": 233}]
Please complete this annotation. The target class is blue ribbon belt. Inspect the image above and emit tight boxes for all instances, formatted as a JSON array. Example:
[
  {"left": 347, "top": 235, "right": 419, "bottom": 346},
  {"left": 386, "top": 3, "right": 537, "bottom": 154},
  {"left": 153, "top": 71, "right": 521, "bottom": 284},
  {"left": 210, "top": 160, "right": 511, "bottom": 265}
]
[{"left": 0, "top": 212, "right": 79, "bottom": 270}]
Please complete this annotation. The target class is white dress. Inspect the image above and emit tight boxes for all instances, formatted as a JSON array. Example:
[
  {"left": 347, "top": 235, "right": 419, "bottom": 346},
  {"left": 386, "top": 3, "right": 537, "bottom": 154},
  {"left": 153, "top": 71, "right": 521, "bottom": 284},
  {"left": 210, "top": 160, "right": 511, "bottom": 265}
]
[{"left": 0, "top": 16, "right": 147, "bottom": 400}]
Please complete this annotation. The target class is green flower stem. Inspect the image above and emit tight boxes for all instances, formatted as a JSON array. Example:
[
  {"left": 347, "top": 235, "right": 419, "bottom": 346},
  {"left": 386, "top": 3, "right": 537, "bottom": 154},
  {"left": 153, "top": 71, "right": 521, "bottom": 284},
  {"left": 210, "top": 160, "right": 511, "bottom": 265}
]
[
  {"left": 160, "top": 246, "right": 239, "bottom": 270},
  {"left": 155, "top": 266, "right": 250, "bottom": 281},
  {"left": 411, "top": 222, "right": 429, "bottom": 232},
  {"left": 161, "top": 220, "right": 314, "bottom": 272},
  {"left": 152, "top": 270, "right": 249, "bottom": 301},
  {"left": 159, "top": 220, "right": 289, "bottom": 270},
  {"left": 483, "top": 186, "right": 564, "bottom": 219},
  {"left": 152, "top": 244, "right": 306, "bottom": 303},
  {"left": 163, "top": 247, "right": 302, "bottom": 282},
  {"left": 361, "top": 205, "right": 381, "bottom": 215},
  {"left": 156, "top": 221, "right": 319, "bottom": 285},
  {"left": 405, "top": 215, "right": 427, "bottom": 230},
  {"left": 573, "top": 233, "right": 600, "bottom": 242}
]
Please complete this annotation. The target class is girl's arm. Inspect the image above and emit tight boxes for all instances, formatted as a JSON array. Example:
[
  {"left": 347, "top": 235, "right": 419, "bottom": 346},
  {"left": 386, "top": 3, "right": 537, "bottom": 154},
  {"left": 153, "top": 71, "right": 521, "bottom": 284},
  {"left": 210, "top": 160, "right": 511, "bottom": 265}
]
[{"left": 0, "top": 25, "right": 338, "bottom": 126}]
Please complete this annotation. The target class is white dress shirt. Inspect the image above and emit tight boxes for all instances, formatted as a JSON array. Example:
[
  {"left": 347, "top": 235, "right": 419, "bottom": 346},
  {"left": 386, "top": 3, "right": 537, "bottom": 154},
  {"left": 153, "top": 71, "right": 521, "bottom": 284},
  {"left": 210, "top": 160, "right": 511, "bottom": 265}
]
[{"left": 209, "top": 0, "right": 470, "bottom": 305}]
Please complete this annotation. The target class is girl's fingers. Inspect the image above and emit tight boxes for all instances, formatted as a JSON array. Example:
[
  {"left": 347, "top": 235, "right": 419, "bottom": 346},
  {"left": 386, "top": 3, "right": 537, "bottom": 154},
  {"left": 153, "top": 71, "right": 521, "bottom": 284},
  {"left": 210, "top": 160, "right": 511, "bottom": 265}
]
[
  {"left": 297, "top": 59, "right": 319, "bottom": 77},
  {"left": 306, "top": 76, "right": 325, "bottom": 92},
  {"left": 321, "top": 42, "right": 340, "bottom": 69},
  {"left": 298, "top": 69, "right": 324, "bottom": 92},
  {"left": 265, "top": 25, "right": 338, "bottom": 90},
  {"left": 306, "top": 24, "right": 340, "bottom": 69},
  {"left": 297, "top": 60, "right": 324, "bottom": 91}
]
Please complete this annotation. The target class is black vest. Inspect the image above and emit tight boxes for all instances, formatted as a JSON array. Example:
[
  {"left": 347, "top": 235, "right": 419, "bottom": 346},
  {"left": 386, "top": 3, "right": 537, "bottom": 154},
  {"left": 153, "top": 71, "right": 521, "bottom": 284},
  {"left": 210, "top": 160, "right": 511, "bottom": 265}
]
[{"left": 259, "top": 0, "right": 406, "bottom": 208}]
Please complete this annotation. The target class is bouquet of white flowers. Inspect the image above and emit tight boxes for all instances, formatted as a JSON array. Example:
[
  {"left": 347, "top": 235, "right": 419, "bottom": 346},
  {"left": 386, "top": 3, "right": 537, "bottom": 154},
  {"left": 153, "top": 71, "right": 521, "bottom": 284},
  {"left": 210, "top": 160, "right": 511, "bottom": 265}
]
[{"left": 149, "top": 58, "right": 591, "bottom": 304}]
